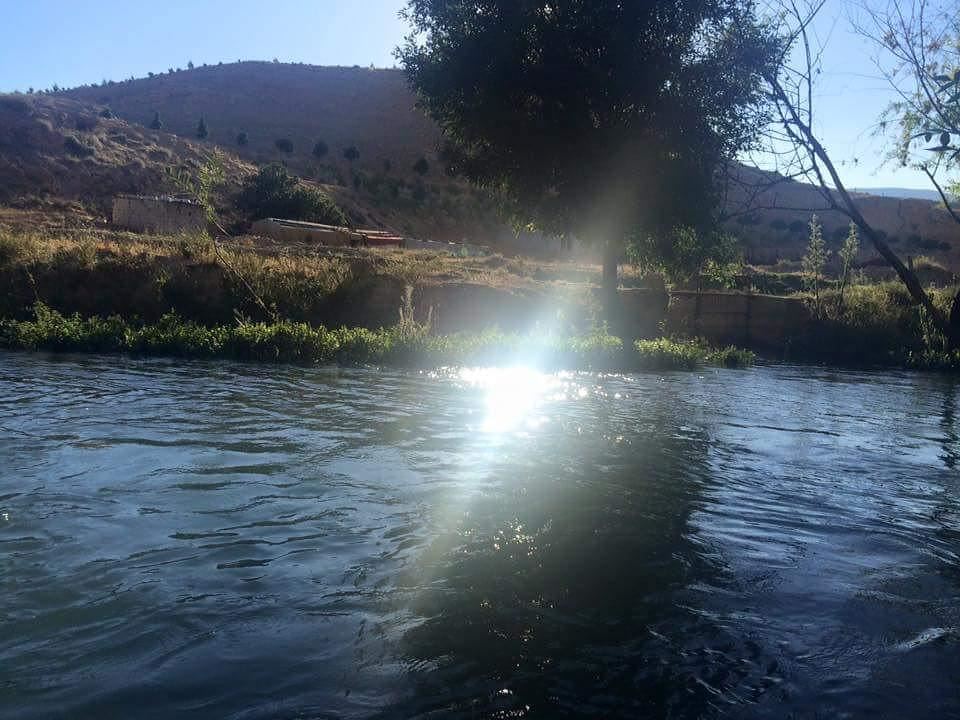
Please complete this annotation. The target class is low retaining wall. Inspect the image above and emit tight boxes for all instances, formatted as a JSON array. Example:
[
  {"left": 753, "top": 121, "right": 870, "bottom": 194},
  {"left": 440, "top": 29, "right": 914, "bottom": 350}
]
[
  {"left": 251, "top": 218, "right": 360, "bottom": 246},
  {"left": 620, "top": 289, "right": 810, "bottom": 350}
]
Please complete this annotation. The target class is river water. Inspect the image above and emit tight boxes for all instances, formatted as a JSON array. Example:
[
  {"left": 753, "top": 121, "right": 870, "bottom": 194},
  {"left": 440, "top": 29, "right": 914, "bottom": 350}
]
[{"left": 1, "top": 352, "right": 958, "bottom": 719}]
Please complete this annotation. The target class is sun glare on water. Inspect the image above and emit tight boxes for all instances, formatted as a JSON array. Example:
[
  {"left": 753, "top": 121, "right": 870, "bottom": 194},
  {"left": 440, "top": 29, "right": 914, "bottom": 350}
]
[{"left": 456, "top": 366, "right": 586, "bottom": 434}]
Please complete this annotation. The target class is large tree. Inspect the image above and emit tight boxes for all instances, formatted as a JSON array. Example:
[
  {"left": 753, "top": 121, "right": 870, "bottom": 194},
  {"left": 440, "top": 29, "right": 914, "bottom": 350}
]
[{"left": 397, "top": 0, "right": 782, "bottom": 312}]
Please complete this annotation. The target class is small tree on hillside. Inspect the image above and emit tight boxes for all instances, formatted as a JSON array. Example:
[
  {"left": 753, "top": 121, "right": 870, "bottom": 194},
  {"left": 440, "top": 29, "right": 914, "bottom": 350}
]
[
  {"left": 275, "top": 137, "right": 294, "bottom": 154},
  {"left": 196, "top": 117, "right": 208, "bottom": 139},
  {"left": 836, "top": 222, "right": 860, "bottom": 311},
  {"left": 343, "top": 146, "right": 359, "bottom": 162},
  {"left": 802, "top": 215, "right": 830, "bottom": 316},
  {"left": 312, "top": 140, "right": 329, "bottom": 159},
  {"left": 237, "top": 131, "right": 248, "bottom": 146},
  {"left": 413, "top": 157, "right": 429, "bottom": 176},
  {"left": 237, "top": 164, "right": 348, "bottom": 226},
  {"left": 150, "top": 111, "right": 162, "bottom": 130},
  {"left": 187, "top": 60, "right": 194, "bottom": 70}
]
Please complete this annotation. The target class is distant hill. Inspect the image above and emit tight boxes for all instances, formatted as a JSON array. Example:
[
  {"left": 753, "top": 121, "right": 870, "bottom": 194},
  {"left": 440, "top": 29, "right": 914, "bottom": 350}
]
[
  {"left": 0, "top": 60, "right": 955, "bottom": 265},
  {"left": 61, "top": 63, "right": 510, "bottom": 244},
  {"left": 65, "top": 63, "right": 440, "bottom": 177},
  {"left": 854, "top": 187, "right": 945, "bottom": 202},
  {"left": 0, "top": 93, "right": 253, "bottom": 212},
  {"left": 724, "top": 165, "right": 960, "bottom": 265}
]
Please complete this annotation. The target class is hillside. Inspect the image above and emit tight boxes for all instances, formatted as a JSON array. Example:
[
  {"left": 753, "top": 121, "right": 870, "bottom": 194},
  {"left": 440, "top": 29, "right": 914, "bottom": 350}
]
[
  {"left": 1, "top": 60, "right": 953, "bottom": 265},
  {"left": 724, "top": 165, "right": 960, "bottom": 266},
  {"left": 66, "top": 63, "right": 440, "bottom": 177},
  {"left": 0, "top": 94, "right": 254, "bottom": 214}
]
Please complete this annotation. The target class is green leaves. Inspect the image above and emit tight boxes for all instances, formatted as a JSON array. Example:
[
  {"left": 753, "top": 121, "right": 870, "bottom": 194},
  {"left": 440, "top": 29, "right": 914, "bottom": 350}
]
[
  {"left": 237, "top": 164, "right": 347, "bottom": 226},
  {"left": 398, "top": 0, "right": 782, "bottom": 244}
]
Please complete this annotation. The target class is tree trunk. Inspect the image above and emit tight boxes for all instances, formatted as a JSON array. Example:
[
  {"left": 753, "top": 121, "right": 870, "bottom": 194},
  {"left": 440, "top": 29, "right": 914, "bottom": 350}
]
[
  {"left": 765, "top": 74, "right": 952, "bottom": 345},
  {"left": 602, "top": 238, "right": 620, "bottom": 329},
  {"left": 949, "top": 292, "right": 960, "bottom": 349}
]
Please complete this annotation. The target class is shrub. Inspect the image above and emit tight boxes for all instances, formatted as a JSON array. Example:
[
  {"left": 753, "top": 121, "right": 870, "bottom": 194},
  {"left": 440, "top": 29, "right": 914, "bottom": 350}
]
[
  {"left": 237, "top": 164, "right": 347, "bottom": 226},
  {"left": 275, "top": 137, "right": 294, "bottom": 154},
  {"left": 64, "top": 135, "right": 95, "bottom": 158},
  {"left": 74, "top": 115, "right": 98, "bottom": 132},
  {"left": 413, "top": 157, "right": 430, "bottom": 175},
  {"left": 149, "top": 111, "right": 162, "bottom": 130},
  {"left": 312, "top": 140, "right": 328, "bottom": 158},
  {"left": 412, "top": 182, "right": 428, "bottom": 204},
  {"left": 343, "top": 146, "right": 360, "bottom": 162},
  {"left": 237, "top": 131, "right": 248, "bottom": 146},
  {"left": 196, "top": 117, "right": 208, "bottom": 139}
]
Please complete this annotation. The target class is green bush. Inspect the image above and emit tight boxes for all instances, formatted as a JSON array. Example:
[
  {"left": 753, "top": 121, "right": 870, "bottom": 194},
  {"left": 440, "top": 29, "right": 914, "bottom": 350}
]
[
  {"left": 0, "top": 305, "right": 754, "bottom": 372},
  {"left": 633, "top": 338, "right": 754, "bottom": 369},
  {"left": 237, "top": 164, "right": 347, "bottom": 226},
  {"left": 237, "top": 131, "right": 248, "bottom": 146},
  {"left": 312, "top": 140, "right": 328, "bottom": 158},
  {"left": 343, "top": 146, "right": 359, "bottom": 162},
  {"left": 275, "top": 138, "right": 294, "bottom": 154}
]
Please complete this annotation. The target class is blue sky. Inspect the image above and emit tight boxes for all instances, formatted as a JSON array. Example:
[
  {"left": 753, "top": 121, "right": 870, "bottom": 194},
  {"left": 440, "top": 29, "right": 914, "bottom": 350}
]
[{"left": 0, "top": 0, "right": 929, "bottom": 189}]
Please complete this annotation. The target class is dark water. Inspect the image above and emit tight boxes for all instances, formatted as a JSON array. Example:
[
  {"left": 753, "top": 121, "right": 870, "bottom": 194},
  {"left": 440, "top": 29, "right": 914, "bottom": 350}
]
[{"left": 1, "top": 352, "right": 959, "bottom": 719}]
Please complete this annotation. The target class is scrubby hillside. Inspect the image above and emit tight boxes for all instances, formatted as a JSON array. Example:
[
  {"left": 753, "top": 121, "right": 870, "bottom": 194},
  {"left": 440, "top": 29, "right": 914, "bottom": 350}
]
[
  {"left": 2, "top": 60, "right": 952, "bottom": 264},
  {"left": 62, "top": 63, "right": 511, "bottom": 245},
  {"left": 725, "top": 165, "right": 960, "bottom": 265},
  {"left": 66, "top": 63, "right": 438, "bottom": 178},
  {"left": 0, "top": 94, "right": 255, "bottom": 214}
]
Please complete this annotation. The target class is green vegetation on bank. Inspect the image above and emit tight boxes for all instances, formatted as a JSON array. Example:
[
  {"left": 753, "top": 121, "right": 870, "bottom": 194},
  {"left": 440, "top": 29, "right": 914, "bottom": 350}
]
[
  {"left": 5, "top": 228, "right": 960, "bottom": 370},
  {"left": 0, "top": 304, "right": 753, "bottom": 372}
]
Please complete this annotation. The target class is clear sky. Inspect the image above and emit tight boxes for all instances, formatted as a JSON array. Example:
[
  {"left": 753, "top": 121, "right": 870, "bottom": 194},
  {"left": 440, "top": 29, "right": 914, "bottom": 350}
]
[{"left": 0, "top": 0, "right": 930, "bottom": 189}]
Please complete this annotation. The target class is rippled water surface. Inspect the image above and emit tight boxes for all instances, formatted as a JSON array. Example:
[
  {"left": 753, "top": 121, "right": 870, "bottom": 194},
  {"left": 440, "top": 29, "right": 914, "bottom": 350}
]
[{"left": 2, "top": 352, "right": 959, "bottom": 719}]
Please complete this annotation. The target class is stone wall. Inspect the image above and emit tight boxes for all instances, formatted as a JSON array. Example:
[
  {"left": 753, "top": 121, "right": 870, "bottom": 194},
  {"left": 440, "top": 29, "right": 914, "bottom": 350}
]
[
  {"left": 620, "top": 289, "right": 810, "bottom": 350},
  {"left": 112, "top": 195, "right": 205, "bottom": 235}
]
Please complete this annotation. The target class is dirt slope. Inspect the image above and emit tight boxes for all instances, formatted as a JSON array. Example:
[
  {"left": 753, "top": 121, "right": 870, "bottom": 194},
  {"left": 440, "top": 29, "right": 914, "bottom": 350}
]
[{"left": 0, "top": 93, "right": 254, "bottom": 214}]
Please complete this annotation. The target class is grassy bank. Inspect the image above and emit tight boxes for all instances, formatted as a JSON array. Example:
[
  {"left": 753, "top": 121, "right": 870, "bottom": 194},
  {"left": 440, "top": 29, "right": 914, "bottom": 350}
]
[
  {"left": 784, "top": 282, "right": 960, "bottom": 369},
  {"left": 0, "top": 228, "right": 597, "bottom": 329},
  {"left": 4, "top": 226, "right": 958, "bottom": 370},
  {"left": 0, "top": 304, "right": 753, "bottom": 371}
]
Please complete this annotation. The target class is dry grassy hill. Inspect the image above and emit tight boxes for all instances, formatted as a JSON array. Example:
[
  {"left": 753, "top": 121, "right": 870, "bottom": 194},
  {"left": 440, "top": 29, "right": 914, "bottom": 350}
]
[
  {"left": 2, "top": 60, "right": 955, "bottom": 266},
  {"left": 61, "top": 63, "right": 515, "bottom": 245},
  {"left": 725, "top": 165, "right": 960, "bottom": 267},
  {"left": 0, "top": 94, "right": 253, "bottom": 214},
  {"left": 66, "top": 63, "right": 439, "bottom": 178}
]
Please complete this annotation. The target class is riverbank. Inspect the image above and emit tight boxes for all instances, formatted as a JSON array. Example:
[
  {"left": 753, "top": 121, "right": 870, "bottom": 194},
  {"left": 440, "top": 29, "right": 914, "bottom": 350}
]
[
  {"left": 2, "top": 226, "right": 959, "bottom": 370},
  {"left": 0, "top": 304, "right": 753, "bottom": 371}
]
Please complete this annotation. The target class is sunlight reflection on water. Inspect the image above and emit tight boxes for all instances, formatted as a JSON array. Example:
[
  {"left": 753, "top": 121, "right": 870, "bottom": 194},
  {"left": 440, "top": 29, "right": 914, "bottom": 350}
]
[{"left": 452, "top": 367, "right": 589, "bottom": 433}]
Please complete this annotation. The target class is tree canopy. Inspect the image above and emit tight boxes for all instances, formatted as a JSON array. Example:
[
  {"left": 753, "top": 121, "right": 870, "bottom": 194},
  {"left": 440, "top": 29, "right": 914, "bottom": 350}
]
[
  {"left": 237, "top": 164, "right": 347, "bottom": 226},
  {"left": 397, "top": 0, "right": 783, "bottom": 250}
]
